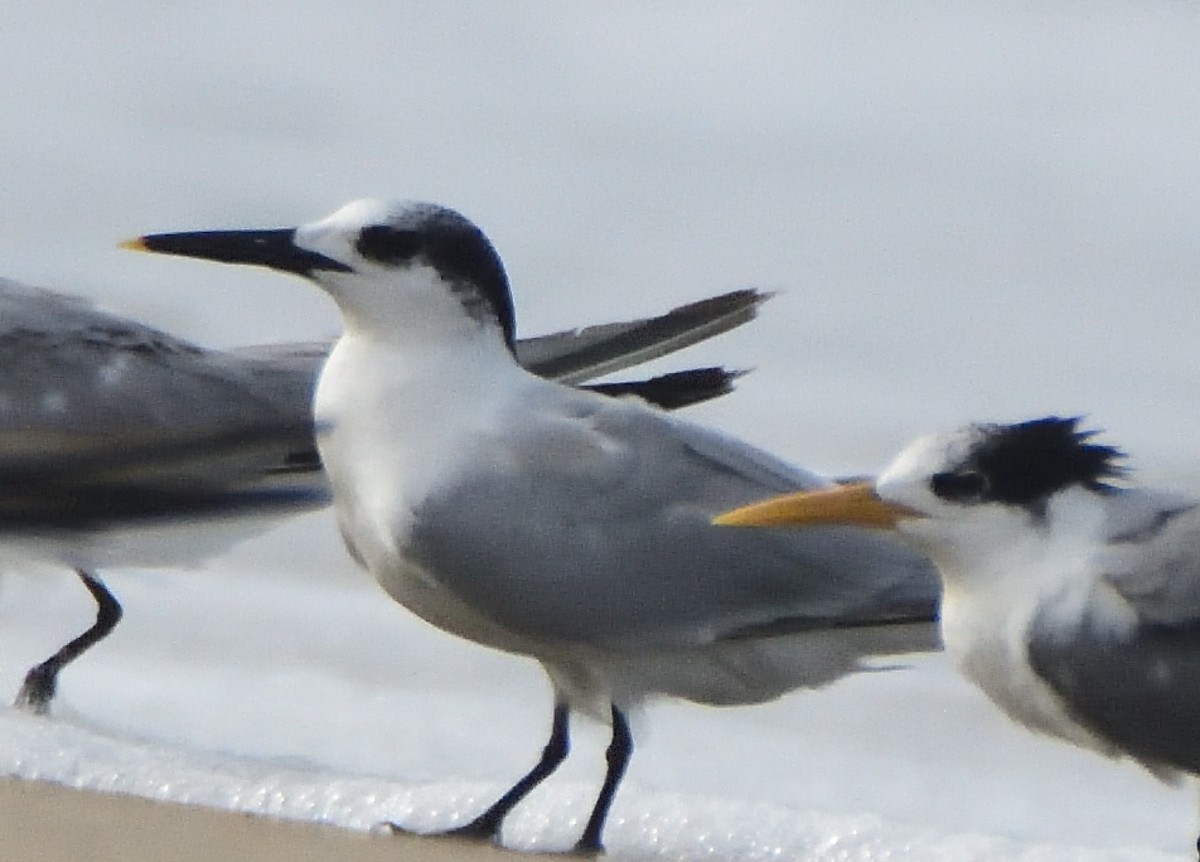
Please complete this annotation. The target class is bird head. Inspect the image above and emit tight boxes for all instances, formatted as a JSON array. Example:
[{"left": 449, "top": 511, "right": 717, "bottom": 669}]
[
  {"left": 716, "top": 416, "right": 1126, "bottom": 576},
  {"left": 125, "top": 199, "right": 517, "bottom": 353}
]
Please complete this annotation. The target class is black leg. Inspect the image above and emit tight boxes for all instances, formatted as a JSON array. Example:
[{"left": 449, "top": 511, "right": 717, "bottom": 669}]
[
  {"left": 573, "top": 705, "right": 633, "bottom": 855},
  {"left": 14, "top": 569, "right": 123, "bottom": 715},
  {"left": 388, "top": 701, "right": 571, "bottom": 844}
]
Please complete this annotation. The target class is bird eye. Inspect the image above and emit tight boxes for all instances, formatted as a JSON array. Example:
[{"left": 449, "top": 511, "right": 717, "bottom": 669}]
[
  {"left": 355, "top": 225, "right": 423, "bottom": 266},
  {"left": 930, "top": 470, "right": 988, "bottom": 503}
]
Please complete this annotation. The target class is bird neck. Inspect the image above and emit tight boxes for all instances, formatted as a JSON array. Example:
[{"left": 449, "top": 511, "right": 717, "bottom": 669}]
[
  {"left": 333, "top": 293, "right": 512, "bottom": 365},
  {"left": 334, "top": 322, "right": 521, "bottom": 415},
  {"left": 316, "top": 261, "right": 515, "bottom": 360}
]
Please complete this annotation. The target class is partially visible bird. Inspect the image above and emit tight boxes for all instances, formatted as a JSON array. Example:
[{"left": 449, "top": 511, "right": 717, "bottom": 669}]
[{"left": 717, "top": 416, "right": 1200, "bottom": 857}]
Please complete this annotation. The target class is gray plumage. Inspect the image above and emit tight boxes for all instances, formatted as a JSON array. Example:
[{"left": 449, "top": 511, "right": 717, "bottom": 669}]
[
  {"left": 0, "top": 277, "right": 316, "bottom": 437},
  {"left": 407, "top": 386, "right": 937, "bottom": 672},
  {"left": 0, "top": 277, "right": 326, "bottom": 540},
  {"left": 514, "top": 288, "right": 766, "bottom": 383},
  {"left": 1028, "top": 489, "right": 1200, "bottom": 780}
]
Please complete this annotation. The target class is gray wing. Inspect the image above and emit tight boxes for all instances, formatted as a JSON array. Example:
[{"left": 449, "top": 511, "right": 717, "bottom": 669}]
[
  {"left": 0, "top": 278, "right": 316, "bottom": 440},
  {"left": 1027, "top": 598, "right": 1200, "bottom": 779},
  {"left": 0, "top": 422, "right": 328, "bottom": 532},
  {"left": 1093, "top": 488, "right": 1200, "bottom": 625},
  {"left": 1024, "top": 488, "right": 1200, "bottom": 778},
  {"left": 228, "top": 289, "right": 768, "bottom": 388},
  {"left": 0, "top": 278, "right": 327, "bottom": 518},
  {"left": 230, "top": 290, "right": 767, "bottom": 386},
  {"left": 405, "top": 385, "right": 939, "bottom": 651},
  {"left": 513, "top": 289, "right": 767, "bottom": 383}
]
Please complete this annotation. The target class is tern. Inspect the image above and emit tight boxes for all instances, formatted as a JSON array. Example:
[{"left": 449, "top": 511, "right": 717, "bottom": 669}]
[
  {"left": 1, "top": 276, "right": 760, "bottom": 713},
  {"left": 127, "top": 198, "right": 939, "bottom": 854},
  {"left": 717, "top": 416, "right": 1200, "bottom": 855}
]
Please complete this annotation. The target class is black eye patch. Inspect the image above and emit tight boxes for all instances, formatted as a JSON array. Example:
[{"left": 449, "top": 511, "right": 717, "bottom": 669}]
[
  {"left": 931, "top": 471, "right": 987, "bottom": 503},
  {"left": 355, "top": 225, "right": 423, "bottom": 266}
]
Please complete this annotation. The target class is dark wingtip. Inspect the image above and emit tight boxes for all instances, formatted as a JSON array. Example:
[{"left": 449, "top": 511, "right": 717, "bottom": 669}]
[
  {"left": 584, "top": 366, "right": 748, "bottom": 410},
  {"left": 669, "top": 288, "right": 772, "bottom": 321}
]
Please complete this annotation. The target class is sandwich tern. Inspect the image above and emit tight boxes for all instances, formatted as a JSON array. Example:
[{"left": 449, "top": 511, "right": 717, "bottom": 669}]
[
  {"left": 127, "top": 198, "right": 939, "bottom": 854},
  {"left": 1, "top": 276, "right": 759, "bottom": 713},
  {"left": 717, "top": 416, "right": 1200, "bottom": 855}
]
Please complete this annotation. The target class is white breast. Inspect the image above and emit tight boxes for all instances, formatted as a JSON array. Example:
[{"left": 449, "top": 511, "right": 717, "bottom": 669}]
[
  {"left": 313, "top": 330, "right": 526, "bottom": 620},
  {"left": 930, "top": 502, "right": 1128, "bottom": 756}
]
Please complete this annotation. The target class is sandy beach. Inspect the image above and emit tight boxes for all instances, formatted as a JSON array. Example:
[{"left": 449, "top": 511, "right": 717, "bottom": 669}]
[{"left": 0, "top": 777, "right": 524, "bottom": 862}]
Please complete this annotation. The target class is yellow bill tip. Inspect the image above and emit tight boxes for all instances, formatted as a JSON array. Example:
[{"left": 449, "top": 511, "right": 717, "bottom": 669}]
[{"left": 119, "top": 237, "right": 149, "bottom": 252}]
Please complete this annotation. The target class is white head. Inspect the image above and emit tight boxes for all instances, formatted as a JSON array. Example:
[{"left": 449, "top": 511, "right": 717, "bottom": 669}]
[
  {"left": 877, "top": 417, "right": 1124, "bottom": 569},
  {"left": 717, "top": 416, "right": 1126, "bottom": 577},
  {"left": 128, "top": 199, "right": 517, "bottom": 353}
]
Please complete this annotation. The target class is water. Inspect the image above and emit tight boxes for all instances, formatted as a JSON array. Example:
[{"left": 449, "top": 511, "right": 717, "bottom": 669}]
[{"left": 1, "top": 4, "right": 1198, "bottom": 858}]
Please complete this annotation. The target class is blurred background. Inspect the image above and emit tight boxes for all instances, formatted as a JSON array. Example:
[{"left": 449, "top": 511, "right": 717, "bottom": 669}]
[{"left": 0, "top": 5, "right": 1198, "bottom": 858}]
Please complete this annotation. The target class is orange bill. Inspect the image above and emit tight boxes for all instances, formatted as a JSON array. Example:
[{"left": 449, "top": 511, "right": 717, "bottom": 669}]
[{"left": 713, "top": 481, "right": 920, "bottom": 529}]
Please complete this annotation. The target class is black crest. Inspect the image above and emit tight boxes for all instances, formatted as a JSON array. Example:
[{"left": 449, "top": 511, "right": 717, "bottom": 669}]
[
  {"left": 355, "top": 204, "right": 516, "bottom": 352},
  {"left": 933, "top": 416, "right": 1125, "bottom": 508}
]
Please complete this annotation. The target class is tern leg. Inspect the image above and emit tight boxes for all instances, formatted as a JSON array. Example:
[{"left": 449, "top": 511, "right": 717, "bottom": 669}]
[
  {"left": 450, "top": 702, "right": 570, "bottom": 841},
  {"left": 573, "top": 705, "right": 632, "bottom": 855},
  {"left": 14, "top": 569, "right": 123, "bottom": 715},
  {"left": 388, "top": 701, "right": 571, "bottom": 844}
]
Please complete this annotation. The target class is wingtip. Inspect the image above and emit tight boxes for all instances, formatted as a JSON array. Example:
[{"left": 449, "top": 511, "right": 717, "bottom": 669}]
[
  {"left": 699, "top": 287, "right": 777, "bottom": 319},
  {"left": 751, "top": 288, "right": 779, "bottom": 305}
]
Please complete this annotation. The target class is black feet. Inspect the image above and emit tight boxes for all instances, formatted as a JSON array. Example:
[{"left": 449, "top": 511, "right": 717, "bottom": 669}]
[
  {"left": 384, "top": 814, "right": 605, "bottom": 856},
  {"left": 382, "top": 703, "right": 631, "bottom": 856},
  {"left": 445, "top": 814, "right": 506, "bottom": 842},
  {"left": 382, "top": 817, "right": 499, "bottom": 843},
  {"left": 382, "top": 702, "right": 572, "bottom": 846},
  {"left": 14, "top": 569, "right": 123, "bottom": 715},
  {"left": 13, "top": 665, "right": 56, "bottom": 716}
]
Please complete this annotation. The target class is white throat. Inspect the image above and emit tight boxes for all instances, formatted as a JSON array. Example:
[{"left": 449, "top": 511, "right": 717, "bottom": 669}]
[
  {"left": 311, "top": 290, "right": 520, "bottom": 571},
  {"left": 317, "top": 264, "right": 508, "bottom": 355}
]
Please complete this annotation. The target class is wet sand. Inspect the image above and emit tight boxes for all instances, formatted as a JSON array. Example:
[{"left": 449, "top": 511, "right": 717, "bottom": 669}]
[{"left": 0, "top": 776, "right": 525, "bottom": 862}]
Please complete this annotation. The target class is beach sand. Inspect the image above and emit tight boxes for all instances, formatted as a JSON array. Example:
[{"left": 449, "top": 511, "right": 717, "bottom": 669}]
[{"left": 0, "top": 776, "right": 525, "bottom": 862}]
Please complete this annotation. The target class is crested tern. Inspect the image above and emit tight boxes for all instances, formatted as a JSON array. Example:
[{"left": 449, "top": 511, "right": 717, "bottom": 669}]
[
  {"left": 128, "top": 198, "right": 939, "bottom": 854},
  {"left": 1, "top": 276, "right": 760, "bottom": 713},
  {"left": 717, "top": 416, "right": 1200, "bottom": 855}
]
